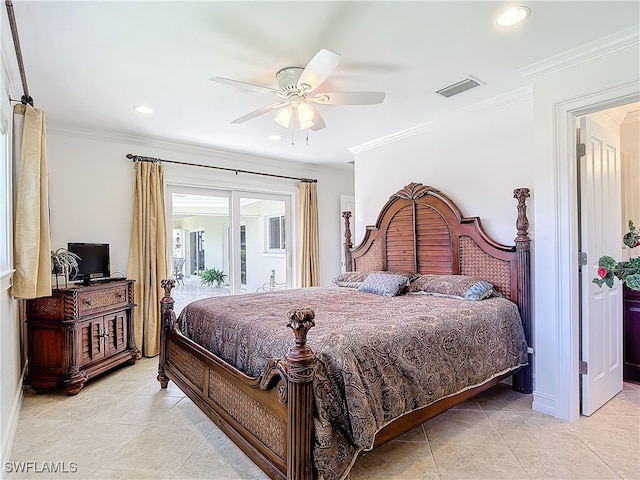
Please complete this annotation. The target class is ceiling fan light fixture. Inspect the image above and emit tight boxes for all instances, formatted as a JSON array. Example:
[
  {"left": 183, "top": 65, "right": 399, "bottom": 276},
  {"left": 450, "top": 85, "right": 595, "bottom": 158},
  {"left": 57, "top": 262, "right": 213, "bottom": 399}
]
[
  {"left": 496, "top": 6, "right": 530, "bottom": 27},
  {"left": 299, "top": 118, "right": 315, "bottom": 130},
  {"left": 297, "top": 102, "right": 315, "bottom": 124},
  {"left": 274, "top": 107, "right": 292, "bottom": 128},
  {"left": 274, "top": 103, "right": 315, "bottom": 130}
]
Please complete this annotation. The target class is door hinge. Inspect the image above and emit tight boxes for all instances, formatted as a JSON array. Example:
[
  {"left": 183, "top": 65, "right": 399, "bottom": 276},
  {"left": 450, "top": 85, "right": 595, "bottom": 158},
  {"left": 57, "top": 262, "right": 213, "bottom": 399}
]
[
  {"left": 579, "top": 360, "right": 588, "bottom": 375},
  {"left": 579, "top": 251, "right": 588, "bottom": 267},
  {"left": 577, "top": 143, "right": 586, "bottom": 158}
]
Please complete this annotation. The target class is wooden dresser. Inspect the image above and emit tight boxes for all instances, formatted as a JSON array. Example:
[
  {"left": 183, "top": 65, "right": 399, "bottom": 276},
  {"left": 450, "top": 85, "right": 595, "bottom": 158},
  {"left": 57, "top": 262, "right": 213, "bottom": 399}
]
[
  {"left": 25, "top": 279, "right": 139, "bottom": 395},
  {"left": 624, "top": 285, "right": 640, "bottom": 382}
]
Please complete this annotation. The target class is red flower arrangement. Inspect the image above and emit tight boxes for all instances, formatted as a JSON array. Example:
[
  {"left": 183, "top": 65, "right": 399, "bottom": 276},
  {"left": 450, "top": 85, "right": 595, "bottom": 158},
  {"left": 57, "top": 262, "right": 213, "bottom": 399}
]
[{"left": 593, "top": 220, "right": 640, "bottom": 291}]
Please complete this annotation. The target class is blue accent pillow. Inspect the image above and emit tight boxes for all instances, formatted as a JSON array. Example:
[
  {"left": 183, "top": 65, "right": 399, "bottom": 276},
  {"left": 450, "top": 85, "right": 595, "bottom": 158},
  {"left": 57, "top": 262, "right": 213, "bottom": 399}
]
[
  {"left": 463, "top": 280, "right": 495, "bottom": 301},
  {"left": 357, "top": 273, "right": 409, "bottom": 297}
]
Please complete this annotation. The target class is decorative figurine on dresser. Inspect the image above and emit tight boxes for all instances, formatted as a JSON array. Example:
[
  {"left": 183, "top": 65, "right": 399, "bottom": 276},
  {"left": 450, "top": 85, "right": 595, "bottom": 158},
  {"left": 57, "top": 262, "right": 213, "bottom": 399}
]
[{"left": 25, "top": 279, "right": 138, "bottom": 395}]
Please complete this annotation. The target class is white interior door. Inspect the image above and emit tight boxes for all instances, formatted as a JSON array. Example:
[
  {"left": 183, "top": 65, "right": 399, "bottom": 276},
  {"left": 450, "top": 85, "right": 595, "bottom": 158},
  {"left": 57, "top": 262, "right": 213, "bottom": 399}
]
[{"left": 579, "top": 115, "right": 623, "bottom": 416}]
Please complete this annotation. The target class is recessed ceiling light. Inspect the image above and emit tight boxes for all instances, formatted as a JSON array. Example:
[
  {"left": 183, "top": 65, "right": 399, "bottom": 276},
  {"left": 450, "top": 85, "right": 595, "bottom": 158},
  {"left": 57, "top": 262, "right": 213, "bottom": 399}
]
[
  {"left": 267, "top": 134, "right": 282, "bottom": 141},
  {"left": 133, "top": 105, "right": 154, "bottom": 114},
  {"left": 496, "top": 6, "right": 530, "bottom": 27}
]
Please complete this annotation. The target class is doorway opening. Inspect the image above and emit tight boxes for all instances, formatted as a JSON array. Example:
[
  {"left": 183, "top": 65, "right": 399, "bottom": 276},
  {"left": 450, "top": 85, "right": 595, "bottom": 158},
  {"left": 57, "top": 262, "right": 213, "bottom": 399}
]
[{"left": 577, "top": 101, "right": 639, "bottom": 416}]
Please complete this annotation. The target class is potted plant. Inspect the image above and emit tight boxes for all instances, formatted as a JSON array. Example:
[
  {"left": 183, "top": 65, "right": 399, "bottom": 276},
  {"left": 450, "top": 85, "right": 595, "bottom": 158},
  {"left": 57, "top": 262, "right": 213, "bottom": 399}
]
[
  {"left": 200, "top": 267, "right": 227, "bottom": 287},
  {"left": 593, "top": 220, "right": 640, "bottom": 291},
  {"left": 51, "top": 248, "right": 81, "bottom": 288}
]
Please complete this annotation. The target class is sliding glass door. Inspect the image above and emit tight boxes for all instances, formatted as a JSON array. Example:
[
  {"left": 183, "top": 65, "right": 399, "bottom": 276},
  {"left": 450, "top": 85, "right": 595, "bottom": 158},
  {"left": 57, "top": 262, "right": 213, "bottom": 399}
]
[{"left": 168, "top": 186, "right": 291, "bottom": 299}]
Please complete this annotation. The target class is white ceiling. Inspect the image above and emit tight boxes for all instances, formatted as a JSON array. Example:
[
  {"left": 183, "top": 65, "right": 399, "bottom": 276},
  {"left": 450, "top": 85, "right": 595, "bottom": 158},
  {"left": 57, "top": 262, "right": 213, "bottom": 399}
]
[{"left": 8, "top": 1, "right": 640, "bottom": 166}]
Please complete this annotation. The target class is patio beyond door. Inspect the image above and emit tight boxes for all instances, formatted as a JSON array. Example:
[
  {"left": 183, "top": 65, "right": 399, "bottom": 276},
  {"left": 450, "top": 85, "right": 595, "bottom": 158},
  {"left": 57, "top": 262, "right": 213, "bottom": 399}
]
[{"left": 169, "top": 187, "right": 291, "bottom": 296}]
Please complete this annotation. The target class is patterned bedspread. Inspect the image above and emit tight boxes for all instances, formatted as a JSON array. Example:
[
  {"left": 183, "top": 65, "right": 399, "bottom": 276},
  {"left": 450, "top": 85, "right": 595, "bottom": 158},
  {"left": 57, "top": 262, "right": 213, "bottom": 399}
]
[{"left": 178, "top": 285, "right": 528, "bottom": 480}]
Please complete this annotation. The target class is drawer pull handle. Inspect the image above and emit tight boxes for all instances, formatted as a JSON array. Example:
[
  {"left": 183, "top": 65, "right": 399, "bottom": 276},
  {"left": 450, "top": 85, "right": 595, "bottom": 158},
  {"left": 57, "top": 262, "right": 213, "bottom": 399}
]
[
  {"left": 84, "top": 299, "right": 92, "bottom": 306},
  {"left": 116, "top": 292, "right": 124, "bottom": 299}
]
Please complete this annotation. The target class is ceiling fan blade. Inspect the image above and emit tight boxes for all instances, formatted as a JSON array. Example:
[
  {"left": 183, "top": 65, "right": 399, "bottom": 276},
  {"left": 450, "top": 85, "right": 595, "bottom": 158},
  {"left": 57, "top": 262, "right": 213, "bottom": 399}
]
[
  {"left": 297, "top": 49, "right": 341, "bottom": 92},
  {"left": 231, "top": 101, "right": 288, "bottom": 124},
  {"left": 308, "top": 104, "right": 326, "bottom": 131},
  {"left": 210, "top": 76, "right": 279, "bottom": 96},
  {"left": 311, "top": 91, "right": 386, "bottom": 105}
]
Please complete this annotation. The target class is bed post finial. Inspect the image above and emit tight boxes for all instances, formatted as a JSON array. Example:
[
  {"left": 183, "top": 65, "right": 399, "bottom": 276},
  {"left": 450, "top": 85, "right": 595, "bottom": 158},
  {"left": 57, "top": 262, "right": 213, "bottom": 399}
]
[
  {"left": 285, "top": 308, "right": 315, "bottom": 480},
  {"left": 514, "top": 188, "right": 531, "bottom": 246},
  {"left": 161, "top": 278, "right": 176, "bottom": 298},
  {"left": 342, "top": 211, "right": 353, "bottom": 271},
  {"left": 287, "top": 308, "right": 315, "bottom": 347},
  {"left": 512, "top": 188, "right": 532, "bottom": 394}
]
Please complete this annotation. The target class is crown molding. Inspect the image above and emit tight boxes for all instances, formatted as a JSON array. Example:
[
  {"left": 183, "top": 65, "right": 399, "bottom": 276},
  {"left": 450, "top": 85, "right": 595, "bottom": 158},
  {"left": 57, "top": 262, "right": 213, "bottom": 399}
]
[
  {"left": 349, "top": 85, "right": 532, "bottom": 155},
  {"left": 46, "top": 125, "right": 354, "bottom": 175},
  {"left": 623, "top": 109, "right": 640, "bottom": 124},
  {"left": 520, "top": 26, "right": 640, "bottom": 80}
]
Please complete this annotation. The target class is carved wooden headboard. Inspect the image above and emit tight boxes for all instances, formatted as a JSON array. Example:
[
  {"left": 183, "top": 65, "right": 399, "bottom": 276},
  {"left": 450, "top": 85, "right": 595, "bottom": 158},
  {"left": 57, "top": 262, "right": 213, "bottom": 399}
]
[{"left": 342, "top": 182, "right": 532, "bottom": 392}]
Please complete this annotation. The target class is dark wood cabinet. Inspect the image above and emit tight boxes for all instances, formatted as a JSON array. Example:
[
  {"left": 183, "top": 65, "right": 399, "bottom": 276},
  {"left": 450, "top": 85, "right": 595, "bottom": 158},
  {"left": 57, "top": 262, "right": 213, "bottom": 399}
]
[
  {"left": 25, "top": 279, "right": 139, "bottom": 395},
  {"left": 624, "top": 285, "right": 640, "bottom": 381}
]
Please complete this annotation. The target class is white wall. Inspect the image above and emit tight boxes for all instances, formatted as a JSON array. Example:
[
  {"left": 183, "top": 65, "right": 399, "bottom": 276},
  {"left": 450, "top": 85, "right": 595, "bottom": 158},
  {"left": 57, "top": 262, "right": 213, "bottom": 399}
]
[
  {"left": 354, "top": 33, "right": 640, "bottom": 421},
  {"left": 46, "top": 130, "right": 354, "bottom": 288},
  {"left": 353, "top": 94, "right": 535, "bottom": 247}
]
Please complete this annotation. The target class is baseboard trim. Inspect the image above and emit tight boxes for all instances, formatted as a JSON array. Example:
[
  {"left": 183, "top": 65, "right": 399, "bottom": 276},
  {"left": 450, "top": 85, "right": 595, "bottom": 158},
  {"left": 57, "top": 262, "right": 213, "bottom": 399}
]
[{"left": 532, "top": 390, "right": 556, "bottom": 417}]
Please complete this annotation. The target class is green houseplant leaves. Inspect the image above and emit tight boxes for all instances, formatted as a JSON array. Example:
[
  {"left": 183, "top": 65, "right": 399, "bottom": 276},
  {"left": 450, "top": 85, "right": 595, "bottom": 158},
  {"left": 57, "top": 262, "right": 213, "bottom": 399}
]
[
  {"left": 593, "top": 221, "right": 640, "bottom": 291},
  {"left": 200, "top": 267, "right": 227, "bottom": 287}
]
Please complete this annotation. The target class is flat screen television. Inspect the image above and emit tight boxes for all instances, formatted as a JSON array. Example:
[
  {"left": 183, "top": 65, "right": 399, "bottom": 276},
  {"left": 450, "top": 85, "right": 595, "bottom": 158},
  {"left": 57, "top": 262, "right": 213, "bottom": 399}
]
[{"left": 67, "top": 243, "right": 110, "bottom": 283}]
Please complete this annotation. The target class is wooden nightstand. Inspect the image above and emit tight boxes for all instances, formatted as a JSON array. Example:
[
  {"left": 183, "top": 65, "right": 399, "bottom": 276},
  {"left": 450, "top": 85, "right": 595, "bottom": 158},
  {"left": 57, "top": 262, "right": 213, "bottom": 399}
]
[{"left": 25, "top": 279, "right": 139, "bottom": 395}]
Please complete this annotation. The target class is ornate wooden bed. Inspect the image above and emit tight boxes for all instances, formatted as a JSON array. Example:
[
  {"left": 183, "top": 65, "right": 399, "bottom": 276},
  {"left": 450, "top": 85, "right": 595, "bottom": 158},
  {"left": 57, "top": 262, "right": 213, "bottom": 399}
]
[{"left": 157, "top": 182, "right": 532, "bottom": 480}]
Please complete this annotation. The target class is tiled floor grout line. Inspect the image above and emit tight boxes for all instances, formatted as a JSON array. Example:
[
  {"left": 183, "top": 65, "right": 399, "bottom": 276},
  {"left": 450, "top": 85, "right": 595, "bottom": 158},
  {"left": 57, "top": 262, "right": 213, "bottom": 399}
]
[
  {"left": 572, "top": 411, "right": 637, "bottom": 480},
  {"left": 479, "top": 405, "right": 534, "bottom": 480},
  {"left": 421, "top": 423, "right": 443, "bottom": 480}
]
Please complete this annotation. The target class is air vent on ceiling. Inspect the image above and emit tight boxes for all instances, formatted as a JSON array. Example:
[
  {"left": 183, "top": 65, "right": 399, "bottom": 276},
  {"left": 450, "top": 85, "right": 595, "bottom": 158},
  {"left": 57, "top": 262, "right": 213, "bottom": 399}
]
[{"left": 436, "top": 76, "right": 484, "bottom": 98}]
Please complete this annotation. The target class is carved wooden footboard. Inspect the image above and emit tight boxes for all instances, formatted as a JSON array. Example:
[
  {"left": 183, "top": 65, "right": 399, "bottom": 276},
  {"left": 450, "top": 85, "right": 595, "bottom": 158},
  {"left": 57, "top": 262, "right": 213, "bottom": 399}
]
[{"left": 158, "top": 282, "right": 317, "bottom": 480}]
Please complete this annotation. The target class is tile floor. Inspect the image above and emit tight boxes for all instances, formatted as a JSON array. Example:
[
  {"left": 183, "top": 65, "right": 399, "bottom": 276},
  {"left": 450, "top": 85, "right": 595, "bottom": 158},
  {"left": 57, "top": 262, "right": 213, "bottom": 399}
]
[{"left": 6, "top": 357, "right": 639, "bottom": 480}]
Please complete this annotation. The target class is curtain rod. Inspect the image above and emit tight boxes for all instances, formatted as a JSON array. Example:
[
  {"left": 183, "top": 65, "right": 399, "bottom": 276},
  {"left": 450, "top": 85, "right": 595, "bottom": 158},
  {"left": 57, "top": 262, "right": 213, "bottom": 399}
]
[
  {"left": 5, "top": 1, "right": 32, "bottom": 106},
  {"left": 126, "top": 154, "right": 317, "bottom": 183}
]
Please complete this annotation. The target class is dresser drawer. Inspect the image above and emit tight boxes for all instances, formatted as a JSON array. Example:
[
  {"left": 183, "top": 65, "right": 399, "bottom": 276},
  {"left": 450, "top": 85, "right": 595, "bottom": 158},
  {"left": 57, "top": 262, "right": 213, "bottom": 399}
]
[{"left": 78, "top": 285, "right": 128, "bottom": 314}]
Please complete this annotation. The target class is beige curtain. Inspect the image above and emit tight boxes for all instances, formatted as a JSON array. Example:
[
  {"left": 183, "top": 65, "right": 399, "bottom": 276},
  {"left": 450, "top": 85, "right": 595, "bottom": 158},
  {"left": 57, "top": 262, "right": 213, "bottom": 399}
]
[
  {"left": 11, "top": 104, "right": 52, "bottom": 299},
  {"left": 299, "top": 181, "right": 320, "bottom": 287},
  {"left": 127, "top": 161, "right": 168, "bottom": 357}
]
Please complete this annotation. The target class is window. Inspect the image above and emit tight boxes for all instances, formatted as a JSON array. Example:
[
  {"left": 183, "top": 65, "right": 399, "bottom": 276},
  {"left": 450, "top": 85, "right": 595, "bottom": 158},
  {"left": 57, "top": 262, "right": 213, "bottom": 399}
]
[{"left": 267, "top": 215, "right": 286, "bottom": 252}]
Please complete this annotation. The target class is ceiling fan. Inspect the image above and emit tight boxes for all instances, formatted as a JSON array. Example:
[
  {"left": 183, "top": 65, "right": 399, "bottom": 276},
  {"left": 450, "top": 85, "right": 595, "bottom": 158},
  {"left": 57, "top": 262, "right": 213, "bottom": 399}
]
[{"left": 210, "top": 49, "right": 386, "bottom": 131}]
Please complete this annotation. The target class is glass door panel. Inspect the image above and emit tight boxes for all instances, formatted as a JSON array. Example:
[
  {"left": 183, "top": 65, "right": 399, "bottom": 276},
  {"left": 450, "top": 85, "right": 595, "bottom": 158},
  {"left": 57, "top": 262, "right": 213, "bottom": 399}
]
[
  {"left": 170, "top": 190, "right": 230, "bottom": 302},
  {"left": 238, "top": 195, "right": 289, "bottom": 293}
]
